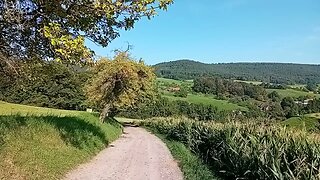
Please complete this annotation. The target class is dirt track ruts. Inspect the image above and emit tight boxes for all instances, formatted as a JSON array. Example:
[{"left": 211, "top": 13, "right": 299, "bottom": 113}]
[{"left": 64, "top": 126, "right": 183, "bottom": 180}]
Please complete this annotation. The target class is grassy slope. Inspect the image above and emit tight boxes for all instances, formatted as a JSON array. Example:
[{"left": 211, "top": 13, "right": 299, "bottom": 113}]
[
  {"left": 157, "top": 78, "right": 246, "bottom": 111},
  {"left": 157, "top": 78, "right": 193, "bottom": 86},
  {"left": 163, "top": 92, "right": 247, "bottom": 111},
  {"left": 283, "top": 116, "right": 320, "bottom": 132},
  {"left": 0, "top": 101, "right": 122, "bottom": 180},
  {"left": 0, "top": 101, "right": 81, "bottom": 116},
  {"left": 266, "top": 89, "right": 320, "bottom": 98}
]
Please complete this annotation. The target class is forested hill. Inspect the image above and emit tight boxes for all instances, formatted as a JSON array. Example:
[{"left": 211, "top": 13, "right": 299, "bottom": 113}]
[{"left": 154, "top": 60, "right": 320, "bottom": 84}]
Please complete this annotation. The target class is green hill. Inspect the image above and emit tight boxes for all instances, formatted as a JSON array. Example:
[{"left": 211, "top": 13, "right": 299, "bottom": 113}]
[
  {"left": 0, "top": 101, "right": 122, "bottom": 179},
  {"left": 154, "top": 60, "right": 320, "bottom": 84}
]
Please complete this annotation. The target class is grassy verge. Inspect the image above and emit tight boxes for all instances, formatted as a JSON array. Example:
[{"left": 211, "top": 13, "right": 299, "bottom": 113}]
[
  {"left": 0, "top": 102, "right": 122, "bottom": 180},
  {"left": 146, "top": 128, "right": 217, "bottom": 180}
]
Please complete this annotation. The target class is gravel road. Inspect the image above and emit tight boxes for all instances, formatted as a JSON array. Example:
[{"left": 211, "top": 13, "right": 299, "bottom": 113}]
[{"left": 64, "top": 126, "right": 183, "bottom": 180}]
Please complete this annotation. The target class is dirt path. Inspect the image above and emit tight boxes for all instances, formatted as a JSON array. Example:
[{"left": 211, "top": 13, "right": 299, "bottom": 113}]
[{"left": 64, "top": 126, "right": 183, "bottom": 180}]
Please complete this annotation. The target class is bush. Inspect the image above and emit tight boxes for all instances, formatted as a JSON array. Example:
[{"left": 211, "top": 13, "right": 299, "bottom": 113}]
[
  {"left": 119, "top": 97, "right": 229, "bottom": 121},
  {"left": 0, "top": 62, "right": 89, "bottom": 110},
  {"left": 142, "top": 118, "right": 320, "bottom": 179},
  {"left": 174, "top": 89, "right": 188, "bottom": 98}
]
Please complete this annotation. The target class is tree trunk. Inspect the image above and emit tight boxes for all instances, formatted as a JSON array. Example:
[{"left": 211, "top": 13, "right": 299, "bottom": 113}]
[{"left": 99, "top": 104, "right": 111, "bottom": 123}]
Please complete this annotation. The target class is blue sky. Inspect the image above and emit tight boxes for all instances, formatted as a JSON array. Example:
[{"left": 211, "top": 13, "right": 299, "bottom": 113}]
[{"left": 86, "top": 0, "right": 320, "bottom": 65}]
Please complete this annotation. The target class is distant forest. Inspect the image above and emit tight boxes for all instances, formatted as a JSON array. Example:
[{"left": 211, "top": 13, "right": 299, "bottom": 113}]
[{"left": 154, "top": 60, "right": 320, "bottom": 84}]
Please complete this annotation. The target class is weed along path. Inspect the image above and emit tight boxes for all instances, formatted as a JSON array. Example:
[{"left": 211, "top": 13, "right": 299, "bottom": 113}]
[{"left": 64, "top": 126, "right": 183, "bottom": 180}]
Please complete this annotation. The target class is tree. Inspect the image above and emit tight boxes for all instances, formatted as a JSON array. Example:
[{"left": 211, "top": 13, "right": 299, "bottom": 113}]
[
  {"left": 306, "top": 83, "right": 317, "bottom": 92},
  {"left": 174, "top": 86, "right": 188, "bottom": 98},
  {"left": 0, "top": 0, "right": 173, "bottom": 66},
  {"left": 85, "top": 52, "right": 156, "bottom": 122},
  {"left": 281, "top": 97, "right": 299, "bottom": 118},
  {"left": 0, "top": 61, "right": 88, "bottom": 110},
  {"left": 268, "top": 91, "right": 281, "bottom": 102}
]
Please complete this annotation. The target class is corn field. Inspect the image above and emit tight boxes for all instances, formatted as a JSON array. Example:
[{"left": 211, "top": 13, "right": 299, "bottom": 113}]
[{"left": 142, "top": 117, "right": 320, "bottom": 179}]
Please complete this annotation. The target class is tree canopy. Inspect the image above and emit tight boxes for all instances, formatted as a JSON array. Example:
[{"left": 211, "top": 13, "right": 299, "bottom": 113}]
[
  {"left": 0, "top": 0, "right": 173, "bottom": 66},
  {"left": 85, "top": 52, "right": 156, "bottom": 122},
  {"left": 0, "top": 61, "right": 89, "bottom": 110},
  {"left": 155, "top": 60, "right": 320, "bottom": 84}
]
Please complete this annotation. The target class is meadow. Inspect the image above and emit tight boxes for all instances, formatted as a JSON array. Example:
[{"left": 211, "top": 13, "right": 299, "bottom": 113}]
[
  {"left": 232, "top": 80, "right": 320, "bottom": 98},
  {"left": 0, "top": 101, "right": 82, "bottom": 116},
  {"left": 0, "top": 101, "right": 122, "bottom": 180},
  {"left": 157, "top": 78, "right": 247, "bottom": 111},
  {"left": 157, "top": 78, "right": 193, "bottom": 86},
  {"left": 266, "top": 88, "right": 320, "bottom": 98},
  {"left": 162, "top": 92, "right": 247, "bottom": 111},
  {"left": 282, "top": 116, "right": 320, "bottom": 132}
]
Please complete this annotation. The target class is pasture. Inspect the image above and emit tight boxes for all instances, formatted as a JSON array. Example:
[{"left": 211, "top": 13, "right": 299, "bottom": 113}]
[
  {"left": 162, "top": 92, "right": 247, "bottom": 111},
  {"left": 266, "top": 89, "right": 320, "bottom": 98},
  {"left": 282, "top": 116, "right": 320, "bottom": 132},
  {"left": 0, "top": 101, "right": 81, "bottom": 116}
]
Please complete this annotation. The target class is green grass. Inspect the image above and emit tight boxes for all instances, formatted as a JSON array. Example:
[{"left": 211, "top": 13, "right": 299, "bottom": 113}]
[
  {"left": 0, "top": 101, "right": 82, "bottom": 116},
  {"left": 147, "top": 129, "right": 217, "bottom": 180},
  {"left": 162, "top": 92, "right": 247, "bottom": 111},
  {"left": 266, "top": 89, "right": 320, "bottom": 98},
  {"left": 157, "top": 78, "right": 247, "bottom": 111},
  {"left": 282, "top": 116, "right": 320, "bottom": 132},
  {"left": 0, "top": 101, "right": 122, "bottom": 180},
  {"left": 157, "top": 78, "right": 193, "bottom": 85}
]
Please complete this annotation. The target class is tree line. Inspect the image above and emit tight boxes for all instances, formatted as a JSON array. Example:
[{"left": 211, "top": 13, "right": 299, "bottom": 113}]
[
  {"left": 155, "top": 60, "right": 320, "bottom": 85},
  {"left": 119, "top": 97, "right": 232, "bottom": 121},
  {"left": 192, "top": 76, "right": 320, "bottom": 120},
  {"left": 0, "top": 61, "right": 89, "bottom": 110},
  {"left": 193, "top": 76, "right": 267, "bottom": 101}
]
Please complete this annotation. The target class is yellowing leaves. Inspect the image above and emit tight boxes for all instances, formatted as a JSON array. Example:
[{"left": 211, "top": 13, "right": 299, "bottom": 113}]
[
  {"left": 85, "top": 52, "right": 156, "bottom": 114},
  {"left": 43, "top": 23, "right": 93, "bottom": 66}
]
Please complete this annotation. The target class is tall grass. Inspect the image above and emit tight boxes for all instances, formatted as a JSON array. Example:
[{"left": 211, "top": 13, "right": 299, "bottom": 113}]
[
  {"left": 142, "top": 117, "right": 320, "bottom": 179},
  {"left": 151, "top": 131, "right": 217, "bottom": 180},
  {"left": 0, "top": 109, "right": 122, "bottom": 179}
]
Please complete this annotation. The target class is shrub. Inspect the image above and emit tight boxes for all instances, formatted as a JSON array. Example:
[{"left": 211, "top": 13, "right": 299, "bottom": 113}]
[{"left": 174, "top": 89, "right": 188, "bottom": 98}]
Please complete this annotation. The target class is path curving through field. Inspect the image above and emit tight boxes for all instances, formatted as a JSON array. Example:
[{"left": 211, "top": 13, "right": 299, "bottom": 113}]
[{"left": 64, "top": 126, "right": 183, "bottom": 180}]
